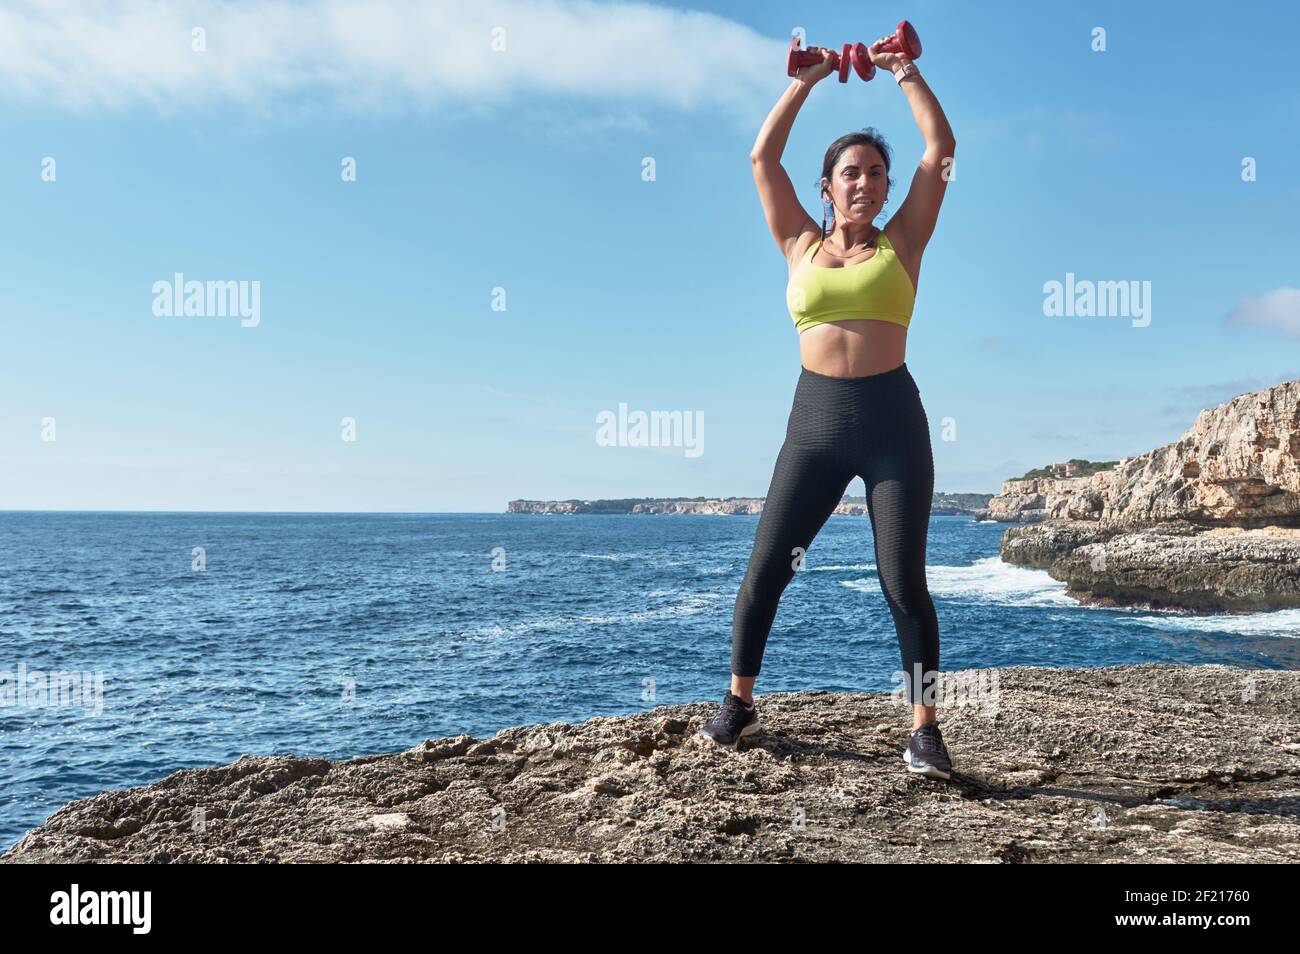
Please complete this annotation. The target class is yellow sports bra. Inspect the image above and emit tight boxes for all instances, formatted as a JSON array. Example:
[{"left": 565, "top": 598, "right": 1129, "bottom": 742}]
[{"left": 786, "top": 230, "right": 916, "bottom": 333}]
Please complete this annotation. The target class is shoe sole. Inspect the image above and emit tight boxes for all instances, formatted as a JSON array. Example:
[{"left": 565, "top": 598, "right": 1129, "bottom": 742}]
[
  {"left": 903, "top": 751, "right": 951, "bottom": 780},
  {"left": 699, "top": 718, "right": 762, "bottom": 749}
]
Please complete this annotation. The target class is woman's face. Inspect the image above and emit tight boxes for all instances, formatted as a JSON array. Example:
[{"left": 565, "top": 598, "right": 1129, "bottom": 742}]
[{"left": 823, "top": 144, "right": 887, "bottom": 225}]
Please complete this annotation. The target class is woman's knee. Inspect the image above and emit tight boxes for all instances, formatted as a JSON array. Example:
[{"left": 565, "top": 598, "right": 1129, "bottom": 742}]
[
  {"left": 740, "top": 551, "right": 799, "bottom": 603},
  {"left": 878, "top": 570, "right": 933, "bottom": 618}
]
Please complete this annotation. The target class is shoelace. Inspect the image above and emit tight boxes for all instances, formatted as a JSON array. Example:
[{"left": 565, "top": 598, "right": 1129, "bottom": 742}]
[
  {"left": 914, "top": 723, "right": 945, "bottom": 754},
  {"left": 720, "top": 693, "right": 749, "bottom": 725}
]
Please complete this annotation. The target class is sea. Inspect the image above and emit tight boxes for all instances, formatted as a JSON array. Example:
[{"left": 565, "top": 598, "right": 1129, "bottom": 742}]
[{"left": 2, "top": 510, "right": 1298, "bottom": 850}]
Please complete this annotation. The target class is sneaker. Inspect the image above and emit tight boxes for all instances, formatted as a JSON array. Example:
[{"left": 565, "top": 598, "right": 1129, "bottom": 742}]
[
  {"left": 698, "top": 690, "right": 761, "bottom": 748},
  {"left": 903, "top": 721, "right": 953, "bottom": 779}
]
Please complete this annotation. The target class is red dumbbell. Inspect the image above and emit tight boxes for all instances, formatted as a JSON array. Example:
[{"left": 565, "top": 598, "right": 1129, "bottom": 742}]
[
  {"left": 786, "top": 20, "right": 922, "bottom": 83},
  {"left": 787, "top": 39, "right": 872, "bottom": 82},
  {"left": 877, "top": 20, "right": 922, "bottom": 60}
]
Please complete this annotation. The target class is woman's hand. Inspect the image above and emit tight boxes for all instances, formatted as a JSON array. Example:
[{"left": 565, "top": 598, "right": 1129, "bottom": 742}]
[
  {"left": 796, "top": 46, "right": 836, "bottom": 85},
  {"left": 867, "top": 35, "right": 907, "bottom": 74}
]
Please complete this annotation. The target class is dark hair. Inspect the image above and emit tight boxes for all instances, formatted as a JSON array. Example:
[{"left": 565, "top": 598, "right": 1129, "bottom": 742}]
[{"left": 816, "top": 127, "right": 894, "bottom": 234}]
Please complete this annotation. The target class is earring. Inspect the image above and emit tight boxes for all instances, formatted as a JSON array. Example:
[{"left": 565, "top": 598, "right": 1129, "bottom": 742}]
[{"left": 821, "top": 196, "right": 834, "bottom": 235}]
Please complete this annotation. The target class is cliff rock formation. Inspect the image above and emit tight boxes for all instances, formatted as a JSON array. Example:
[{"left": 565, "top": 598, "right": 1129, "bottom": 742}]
[{"left": 988, "top": 379, "right": 1300, "bottom": 611}]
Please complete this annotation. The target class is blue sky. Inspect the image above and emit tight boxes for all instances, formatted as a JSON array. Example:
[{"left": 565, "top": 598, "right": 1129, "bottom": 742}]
[{"left": 2, "top": 0, "right": 1297, "bottom": 512}]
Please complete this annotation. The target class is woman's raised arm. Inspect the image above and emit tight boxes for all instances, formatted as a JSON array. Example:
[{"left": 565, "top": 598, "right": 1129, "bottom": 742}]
[
  {"left": 869, "top": 38, "right": 956, "bottom": 262},
  {"left": 749, "top": 50, "right": 834, "bottom": 263}
]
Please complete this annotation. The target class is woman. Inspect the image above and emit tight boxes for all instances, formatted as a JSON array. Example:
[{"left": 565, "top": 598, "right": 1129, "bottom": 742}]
[{"left": 700, "top": 35, "right": 956, "bottom": 779}]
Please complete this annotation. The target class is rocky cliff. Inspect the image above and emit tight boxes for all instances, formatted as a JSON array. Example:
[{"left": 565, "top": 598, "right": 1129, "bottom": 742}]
[
  {"left": 990, "top": 379, "right": 1300, "bottom": 611},
  {"left": 5, "top": 664, "right": 1298, "bottom": 863},
  {"left": 632, "top": 498, "right": 764, "bottom": 515}
]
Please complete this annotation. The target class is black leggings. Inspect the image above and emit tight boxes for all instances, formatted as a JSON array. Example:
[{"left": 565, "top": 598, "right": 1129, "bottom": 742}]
[{"left": 731, "top": 361, "right": 939, "bottom": 705}]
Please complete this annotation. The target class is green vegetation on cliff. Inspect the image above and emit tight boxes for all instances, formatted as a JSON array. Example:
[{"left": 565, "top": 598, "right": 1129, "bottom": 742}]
[{"left": 1017, "top": 459, "right": 1120, "bottom": 480}]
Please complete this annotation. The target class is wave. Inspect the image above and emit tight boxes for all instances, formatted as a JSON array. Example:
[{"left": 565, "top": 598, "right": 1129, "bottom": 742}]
[
  {"left": 1116, "top": 608, "right": 1300, "bottom": 639},
  {"left": 834, "top": 558, "right": 1074, "bottom": 607},
  {"left": 452, "top": 589, "right": 732, "bottom": 639},
  {"left": 924, "top": 557, "right": 1078, "bottom": 608},
  {"left": 841, "top": 578, "right": 880, "bottom": 593},
  {"left": 575, "top": 591, "right": 731, "bottom": 625},
  {"left": 451, "top": 616, "right": 568, "bottom": 642}
]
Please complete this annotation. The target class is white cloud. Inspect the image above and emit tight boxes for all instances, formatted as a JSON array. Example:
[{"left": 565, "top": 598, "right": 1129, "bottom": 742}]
[
  {"left": 0, "top": 0, "right": 785, "bottom": 119},
  {"left": 1225, "top": 287, "right": 1300, "bottom": 338}
]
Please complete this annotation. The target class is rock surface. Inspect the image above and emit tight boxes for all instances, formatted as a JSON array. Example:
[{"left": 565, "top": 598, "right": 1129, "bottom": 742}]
[
  {"left": 989, "top": 379, "right": 1300, "bottom": 611},
  {"left": 6, "top": 664, "right": 1298, "bottom": 863},
  {"left": 975, "top": 461, "right": 1118, "bottom": 523},
  {"left": 1001, "top": 519, "right": 1300, "bottom": 612}
]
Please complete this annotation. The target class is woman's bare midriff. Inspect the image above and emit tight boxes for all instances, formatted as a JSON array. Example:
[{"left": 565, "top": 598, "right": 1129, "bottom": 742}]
[
  {"left": 798, "top": 320, "right": 907, "bottom": 377},
  {"left": 789, "top": 225, "right": 917, "bottom": 378}
]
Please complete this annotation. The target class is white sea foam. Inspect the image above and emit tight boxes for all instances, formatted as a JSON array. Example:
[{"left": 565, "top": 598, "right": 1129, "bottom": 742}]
[
  {"left": 1117, "top": 608, "right": 1300, "bottom": 639},
  {"left": 811, "top": 563, "right": 877, "bottom": 572},
  {"left": 574, "top": 590, "right": 731, "bottom": 625},
  {"left": 841, "top": 578, "right": 880, "bottom": 593},
  {"left": 836, "top": 557, "right": 1075, "bottom": 607},
  {"left": 837, "top": 558, "right": 1300, "bottom": 635},
  {"left": 923, "top": 557, "right": 1078, "bottom": 608}
]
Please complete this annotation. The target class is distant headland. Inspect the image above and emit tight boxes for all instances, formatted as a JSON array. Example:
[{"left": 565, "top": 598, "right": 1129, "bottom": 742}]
[{"left": 506, "top": 492, "right": 993, "bottom": 517}]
